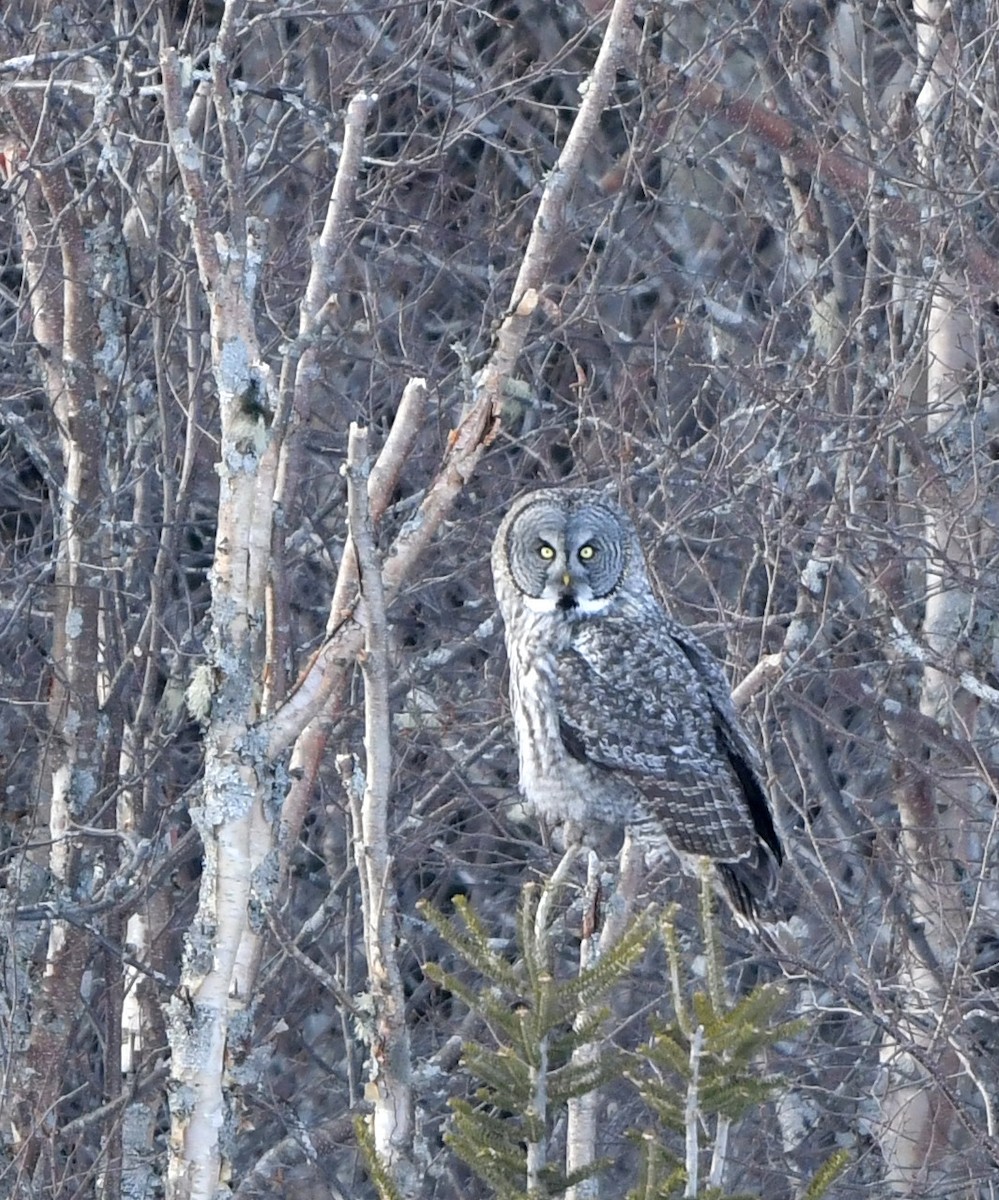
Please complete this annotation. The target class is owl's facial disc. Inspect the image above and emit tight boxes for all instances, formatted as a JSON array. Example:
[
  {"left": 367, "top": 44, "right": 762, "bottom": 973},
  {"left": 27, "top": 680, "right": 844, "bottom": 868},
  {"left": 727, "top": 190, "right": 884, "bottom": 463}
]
[{"left": 505, "top": 499, "right": 625, "bottom": 616}]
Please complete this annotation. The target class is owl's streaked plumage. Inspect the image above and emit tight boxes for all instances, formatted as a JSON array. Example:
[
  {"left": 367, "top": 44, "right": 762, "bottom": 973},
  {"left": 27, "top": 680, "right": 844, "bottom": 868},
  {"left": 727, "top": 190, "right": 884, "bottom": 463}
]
[{"left": 491, "top": 487, "right": 783, "bottom": 929}]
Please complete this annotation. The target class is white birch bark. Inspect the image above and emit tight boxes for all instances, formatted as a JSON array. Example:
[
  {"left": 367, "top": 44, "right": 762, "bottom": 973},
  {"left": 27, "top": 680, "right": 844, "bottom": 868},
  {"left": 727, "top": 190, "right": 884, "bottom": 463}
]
[
  {"left": 159, "top": 31, "right": 278, "bottom": 1197},
  {"left": 0, "top": 114, "right": 104, "bottom": 1181},
  {"left": 876, "top": 6, "right": 985, "bottom": 1192}
]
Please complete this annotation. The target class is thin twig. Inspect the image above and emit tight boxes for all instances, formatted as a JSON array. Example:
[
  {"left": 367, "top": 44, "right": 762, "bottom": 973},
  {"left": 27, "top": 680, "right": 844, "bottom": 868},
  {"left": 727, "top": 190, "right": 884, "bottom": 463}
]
[
  {"left": 273, "top": 91, "right": 378, "bottom": 444},
  {"left": 328, "top": 376, "right": 428, "bottom": 634},
  {"left": 473, "top": 0, "right": 637, "bottom": 399},
  {"left": 158, "top": 47, "right": 222, "bottom": 286}
]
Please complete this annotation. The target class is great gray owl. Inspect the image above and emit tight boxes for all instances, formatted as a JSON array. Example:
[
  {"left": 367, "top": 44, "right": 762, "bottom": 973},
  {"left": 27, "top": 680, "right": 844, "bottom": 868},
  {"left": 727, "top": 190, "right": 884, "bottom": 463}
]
[{"left": 491, "top": 487, "right": 783, "bottom": 929}]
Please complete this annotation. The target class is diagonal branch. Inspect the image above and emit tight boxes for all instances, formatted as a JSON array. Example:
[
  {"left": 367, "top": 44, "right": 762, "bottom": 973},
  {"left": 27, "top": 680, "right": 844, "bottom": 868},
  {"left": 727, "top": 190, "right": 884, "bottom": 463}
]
[
  {"left": 594, "top": 27, "right": 999, "bottom": 296},
  {"left": 262, "top": 0, "right": 638, "bottom": 758},
  {"left": 666, "top": 72, "right": 999, "bottom": 294},
  {"left": 159, "top": 47, "right": 223, "bottom": 288}
]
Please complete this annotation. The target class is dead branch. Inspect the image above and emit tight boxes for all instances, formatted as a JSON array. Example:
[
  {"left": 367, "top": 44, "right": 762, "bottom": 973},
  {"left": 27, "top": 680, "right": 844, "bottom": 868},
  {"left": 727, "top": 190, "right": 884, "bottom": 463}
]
[{"left": 344, "top": 423, "right": 417, "bottom": 1198}]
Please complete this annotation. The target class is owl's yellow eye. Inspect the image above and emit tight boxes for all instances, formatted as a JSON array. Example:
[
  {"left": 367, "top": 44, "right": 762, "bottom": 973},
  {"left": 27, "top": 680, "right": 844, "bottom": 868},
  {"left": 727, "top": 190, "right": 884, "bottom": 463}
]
[
  {"left": 578, "top": 544, "right": 596, "bottom": 561},
  {"left": 538, "top": 543, "right": 556, "bottom": 561}
]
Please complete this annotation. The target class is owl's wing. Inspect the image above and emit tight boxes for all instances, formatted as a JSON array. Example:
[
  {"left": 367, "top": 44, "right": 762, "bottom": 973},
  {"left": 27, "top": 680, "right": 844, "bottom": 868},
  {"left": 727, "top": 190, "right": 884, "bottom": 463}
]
[{"left": 556, "top": 613, "right": 780, "bottom": 864}]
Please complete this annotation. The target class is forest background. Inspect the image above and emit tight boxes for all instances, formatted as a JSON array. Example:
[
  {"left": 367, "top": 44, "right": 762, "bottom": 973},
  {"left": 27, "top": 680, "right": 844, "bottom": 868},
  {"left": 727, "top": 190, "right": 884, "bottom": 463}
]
[{"left": 2, "top": 0, "right": 999, "bottom": 1197}]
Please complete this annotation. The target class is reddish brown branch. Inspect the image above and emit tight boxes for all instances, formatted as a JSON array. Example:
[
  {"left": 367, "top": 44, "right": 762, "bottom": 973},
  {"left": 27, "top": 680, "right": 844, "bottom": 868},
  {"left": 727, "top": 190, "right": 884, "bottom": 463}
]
[
  {"left": 601, "top": 66, "right": 999, "bottom": 296},
  {"left": 676, "top": 77, "right": 960, "bottom": 267}
]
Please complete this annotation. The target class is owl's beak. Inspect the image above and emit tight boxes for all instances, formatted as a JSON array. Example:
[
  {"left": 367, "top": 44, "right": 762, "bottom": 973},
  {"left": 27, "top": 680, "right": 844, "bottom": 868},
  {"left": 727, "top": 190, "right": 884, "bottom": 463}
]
[{"left": 556, "top": 570, "right": 580, "bottom": 612}]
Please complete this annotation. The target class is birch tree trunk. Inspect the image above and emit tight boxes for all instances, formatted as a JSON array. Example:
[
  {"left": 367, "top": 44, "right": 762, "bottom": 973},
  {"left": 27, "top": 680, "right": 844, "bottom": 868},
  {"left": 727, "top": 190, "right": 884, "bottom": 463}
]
[
  {"left": 875, "top": 5, "right": 993, "bottom": 1192},
  {"left": 159, "top": 35, "right": 277, "bottom": 1189},
  {"left": 0, "top": 92, "right": 105, "bottom": 1192}
]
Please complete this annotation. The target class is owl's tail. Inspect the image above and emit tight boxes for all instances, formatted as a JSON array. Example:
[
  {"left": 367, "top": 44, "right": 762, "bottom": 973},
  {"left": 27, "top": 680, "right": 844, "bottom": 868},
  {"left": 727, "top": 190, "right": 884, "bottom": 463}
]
[{"left": 716, "top": 843, "right": 783, "bottom": 933}]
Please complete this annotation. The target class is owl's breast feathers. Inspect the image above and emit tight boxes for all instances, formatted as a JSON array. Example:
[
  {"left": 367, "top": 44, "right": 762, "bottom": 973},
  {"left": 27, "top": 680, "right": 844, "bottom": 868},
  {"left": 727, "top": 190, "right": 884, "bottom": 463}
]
[{"left": 555, "top": 610, "right": 782, "bottom": 872}]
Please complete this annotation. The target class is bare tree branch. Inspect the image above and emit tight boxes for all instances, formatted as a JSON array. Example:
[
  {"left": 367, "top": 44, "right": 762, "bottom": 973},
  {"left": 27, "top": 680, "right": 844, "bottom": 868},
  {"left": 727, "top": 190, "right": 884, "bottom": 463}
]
[
  {"left": 263, "top": 0, "right": 637, "bottom": 758},
  {"left": 344, "top": 423, "right": 417, "bottom": 1198}
]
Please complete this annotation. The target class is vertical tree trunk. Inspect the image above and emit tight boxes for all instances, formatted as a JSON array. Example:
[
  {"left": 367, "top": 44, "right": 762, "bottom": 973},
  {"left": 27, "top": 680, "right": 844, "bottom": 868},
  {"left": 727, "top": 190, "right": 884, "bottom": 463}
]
[
  {"left": 158, "top": 29, "right": 279, "bottom": 1195},
  {"left": 0, "top": 98, "right": 105, "bottom": 1190},
  {"left": 344, "top": 424, "right": 417, "bottom": 1198},
  {"left": 876, "top": 4, "right": 985, "bottom": 1192}
]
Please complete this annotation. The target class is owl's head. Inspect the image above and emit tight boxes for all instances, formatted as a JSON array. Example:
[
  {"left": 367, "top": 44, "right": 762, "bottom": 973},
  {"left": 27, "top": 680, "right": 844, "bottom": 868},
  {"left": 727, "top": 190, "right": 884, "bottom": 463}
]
[{"left": 492, "top": 488, "right": 649, "bottom": 616}]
